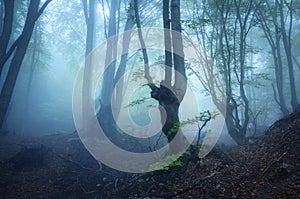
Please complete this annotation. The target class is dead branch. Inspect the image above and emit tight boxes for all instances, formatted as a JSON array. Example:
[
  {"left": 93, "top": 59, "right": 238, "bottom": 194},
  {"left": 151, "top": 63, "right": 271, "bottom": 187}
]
[
  {"left": 50, "top": 149, "right": 116, "bottom": 177},
  {"left": 263, "top": 151, "right": 287, "bottom": 174}
]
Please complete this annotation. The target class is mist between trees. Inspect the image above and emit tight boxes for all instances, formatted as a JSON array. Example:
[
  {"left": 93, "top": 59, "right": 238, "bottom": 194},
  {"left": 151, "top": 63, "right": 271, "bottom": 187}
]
[{"left": 0, "top": 0, "right": 299, "bottom": 147}]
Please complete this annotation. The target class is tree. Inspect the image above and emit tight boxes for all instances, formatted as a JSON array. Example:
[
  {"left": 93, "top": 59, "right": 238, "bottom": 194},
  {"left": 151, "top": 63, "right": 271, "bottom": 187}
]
[
  {"left": 183, "top": 0, "right": 257, "bottom": 145},
  {"left": 0, "top": 0, "right": 52, "bottom": 128},
  {"left": 134, "top": 0, "right": 189, "bottom": 153},
  {"left": 0, "top": 0, "right": 3, "bottom": 35},
  {"left": 255, "top": 0, "right": 289, "bottom": 116},
  {"left": 82, "top": 0, "right": 97, "bottom": 128},
  {"left": 96, "top": 0, "right": 136, "bottom": 141},
  {"left": 277, "top": 0, "right": 299, "bottom": 111}
]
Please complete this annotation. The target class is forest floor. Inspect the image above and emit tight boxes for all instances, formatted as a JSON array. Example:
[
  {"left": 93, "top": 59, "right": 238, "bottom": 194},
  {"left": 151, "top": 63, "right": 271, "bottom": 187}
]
[{"left": 0, "top": 110, "right": 299, "bottom": 198}]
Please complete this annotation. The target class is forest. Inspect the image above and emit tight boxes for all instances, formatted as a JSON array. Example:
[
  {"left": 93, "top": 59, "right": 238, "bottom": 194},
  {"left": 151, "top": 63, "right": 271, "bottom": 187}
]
[{"left": 0, "top": 0, "right": 299, "bottom": 198}]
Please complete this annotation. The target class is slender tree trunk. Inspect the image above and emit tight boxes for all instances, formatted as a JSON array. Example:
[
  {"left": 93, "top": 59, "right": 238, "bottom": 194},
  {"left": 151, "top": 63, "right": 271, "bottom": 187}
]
[
  {"left": 82, "top": 0, "right": 96, "bottom": 127},
  {"left": 0, "top": 0, "right": 51, "bottom": 78},
  {"left": 113, "top": 0, "right": 135, "bottom": 119},
  {"left": 133, "top": 0, "right": 188, "bottom": 152},
  {"left": 275, "top": 31, "right": 289, "bottom": 115},
  {"left": 235, "top": 0, "right": 252, "bottom": 138},
  {"left": 0, "top": 0, "right": 3, "bottom": 34},
  {"left": 218, "top": 0, "right": 250, "bottom": 145},
  {"left": 134, "top": 0, "right": 152, "bottom": 83},
  {"left": 151, "top": 0, "right": 189, "bottom": 152},
  {"left": 0, "top": 0, "right": 43, "bottom": 128},
  {"left": 0, "top": 0, "right": 14, "bottom": 76},
  {"left": 98, "top": 0, "right": 119, "bottom": 138},
  {"left": 277, "top": 0, "right": 299, "bottom": 111},
  {"left": 96, "top": 0, "right": 135, "bottom": 143},
  {"left": 218, "top": 1, "right": 245, "bottom": 145},
  {"left": 163, "top": 0, "right": 172, "bottom": 87},
  {"left": 255, "top": 3, "right": 289, "bottom": 116}
]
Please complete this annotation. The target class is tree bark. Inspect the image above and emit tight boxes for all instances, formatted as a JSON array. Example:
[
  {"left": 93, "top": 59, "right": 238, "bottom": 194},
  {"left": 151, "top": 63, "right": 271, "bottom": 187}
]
[
  {"left": 277, "top": 0, "right": 299, "bottom": 111},
  {"left": 113, "top": 0, "right": 135, "bottom": 119},
  {"left": 134, "top": 0, "right": 152, "bottom": 84},
  {"left": 82, "top": 0, "right": 96, "bottom": 127},
  {"left": 153, "top": 0, "right": 188, "bottom": 151},
  {"left": 255, "top": 1, "right": 289, "bottom": 116},
  {"left": 97, "top": 0, "right": 121, "bottom": 140},
  {"left": 163, "top": 0, "right": 172, "bottom": 87},
  {"left": 0, "top": 0, "right": 14, "bottom": 75},
  {"left": 0, "top": 0, "right": 51, "bottom": 77},
  {"left": 0, "top": 0, "right": 4, "bottom": 34},
  {"left": 133, "top": 0, "right": 188, "bottom": 152},
  {"left": 0, "top": 0, "right": 50, "bottom": 128}
]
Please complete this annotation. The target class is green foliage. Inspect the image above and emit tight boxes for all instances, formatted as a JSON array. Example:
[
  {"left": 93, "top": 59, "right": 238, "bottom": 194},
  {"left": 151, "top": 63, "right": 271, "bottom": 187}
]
[
  {"left": 167, "top": 117, "right": 198, "bottom": 136},
  {"left": 143, "top": 82, "right": 157, "bottom": 88},
  {"left": 192, "top": 144, "right": 201, "bottom": 152},
  {"left": 131, "top": 67, "right": 145, "bottom": 81},
  {"left": 167, "top": 110, "right": 217, "bottom": 137},
  {"left": 126, "top": 2, "right": 135, "bottom": 13},
  {"left": 167, "top": 122, "right": 181, "bottom": 136},
  {"left": 245, "top": 72, "right": 272, "bottom": 88},
  {"left": 148, "top": 153, "right": 184, "bottom": 171},
  {"left": 182, "top": 17, "right": 211, "bottom": 30},
  {"left": 198, "top": 110, "right": 217, "bottom": 123},
  {"left": 125, "top": 97, "right": 150, "bottom": 108}
]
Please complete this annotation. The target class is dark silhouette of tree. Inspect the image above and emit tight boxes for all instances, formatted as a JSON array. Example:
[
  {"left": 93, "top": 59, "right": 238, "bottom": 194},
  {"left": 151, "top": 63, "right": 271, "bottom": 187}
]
[
  {"left": 134, "top": 0, "right": 189, "bottom": 152},
  {"left": 255, "top": 0, "right": 289, "bottom": 116},
  {"left": 0, "top": 0, "right": 52, "bottom": 128},
  {"left": 277, "top": 0, "right": 299, "bottom": 111},
  {"left": 82, "top": 0, "right": 96, "bottom": 127},
  {"left": 183, "top": 0, "right": 258, "bottom": 145},
  {"left": 96, "top": 0, "right": 136, "bottom": 141}
]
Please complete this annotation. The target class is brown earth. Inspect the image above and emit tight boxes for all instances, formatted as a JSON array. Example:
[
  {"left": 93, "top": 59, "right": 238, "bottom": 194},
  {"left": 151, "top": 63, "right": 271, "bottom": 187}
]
[
  {"left": 0, "top": 110, "right": 299, "bottom": 198},
  {"left": 116, "top": 110, "right": 300, "bottom": 199}
]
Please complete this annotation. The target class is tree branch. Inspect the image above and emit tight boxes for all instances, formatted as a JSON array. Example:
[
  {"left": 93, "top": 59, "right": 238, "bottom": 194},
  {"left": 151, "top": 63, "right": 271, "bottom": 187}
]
[
  {"left": 133, "top": 0, "right": 153, "bottom": 84},
  {"left": 0, "top": 0, "right": 52, "bottom": 75}
]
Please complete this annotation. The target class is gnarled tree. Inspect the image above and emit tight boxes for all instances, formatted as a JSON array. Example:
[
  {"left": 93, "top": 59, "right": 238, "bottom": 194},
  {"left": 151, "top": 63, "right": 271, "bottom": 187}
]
[{"left": 134, "top": 0, "right": 189, "bottom": 153}]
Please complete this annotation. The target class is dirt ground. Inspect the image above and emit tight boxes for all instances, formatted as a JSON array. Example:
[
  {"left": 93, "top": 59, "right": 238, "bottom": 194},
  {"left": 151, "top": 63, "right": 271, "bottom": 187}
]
[{"left": 0, "top": 110, "right": 299, "bottom": 198}]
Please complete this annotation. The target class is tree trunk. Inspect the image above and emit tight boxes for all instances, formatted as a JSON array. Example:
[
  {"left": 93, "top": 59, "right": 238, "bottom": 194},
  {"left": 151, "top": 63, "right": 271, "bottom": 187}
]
[
  {"left": 113, "top": 3, "right": 135, "bottom": 119},
  {"left": 133, "top": 0, "right": 189, "bottom": 152},
  {"left": 0, "top": 0, "right": 41, "bottom": 128},
  {"left": 99, "top": 0, "right": 118, "bottom": 109},
  {"left": 154, "top": 0, "right": 188, "bottom": 152},
  {"left": 277, "top": 0, "right": 299, "bottom": 111},
  {"left": 275, "top": 31, "right": 289, "bottom": 115},
  {"left": 256, "top": 3, "right": 289, "bottom": 116},
  {"left": 151, "top": 84, "right": 188, "bottom": 153},
  {"left": 82, "top": 0, "right": 96, "bottom": 127},
  {"left": 0, "top": 0, "right": 51, "bottom": 78},
  {"left": 97, "top": 0, "right": 121, "bottom": 139},
  {"left": 0, "top": 0, "right": 3, "bottom": 34},
  {"left": 163, "top": 0, "right": 172, "bottom": 87},
  {"left": 0, "top": 0, "right": 14, "bottom": 75},
  {"left": 225, "top": 104, "right": 247, "bottom": 145}
]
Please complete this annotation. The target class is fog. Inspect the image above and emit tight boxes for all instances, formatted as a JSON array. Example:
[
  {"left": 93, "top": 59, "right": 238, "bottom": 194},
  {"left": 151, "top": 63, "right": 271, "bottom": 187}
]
[
  {"left": 1, "top": 0, "right": 300, "bottom": 146},
  {"left": 1, "top": 0, "right": 300, "bottom": 198},
  {"left": 5, "top": 53, "right": 76, "bottom": 135}
]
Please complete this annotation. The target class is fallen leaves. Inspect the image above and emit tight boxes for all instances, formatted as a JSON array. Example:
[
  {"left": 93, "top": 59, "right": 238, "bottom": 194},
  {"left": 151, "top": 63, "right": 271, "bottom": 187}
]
[{"left": 113, "top": 110, "right": 300, "bottom": 198}]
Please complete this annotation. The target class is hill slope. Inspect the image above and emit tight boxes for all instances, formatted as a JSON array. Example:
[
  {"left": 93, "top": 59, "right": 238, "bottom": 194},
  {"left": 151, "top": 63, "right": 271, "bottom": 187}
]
[
  {"left": 0, "top": 110, "right": 299, "bottom": 198},
  {"left": 115, "top": 110, "right": 300, "bottom": 198}
]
